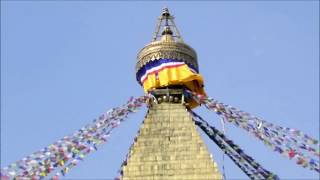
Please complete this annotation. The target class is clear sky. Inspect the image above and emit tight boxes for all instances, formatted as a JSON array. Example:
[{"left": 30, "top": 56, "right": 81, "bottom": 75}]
[{"left": 1, "top": 1, "right": 319, "bottom": 179}]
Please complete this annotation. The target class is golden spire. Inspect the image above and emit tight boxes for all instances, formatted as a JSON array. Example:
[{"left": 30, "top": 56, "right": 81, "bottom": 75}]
[
  {"left": 135, "top": 8, "right": 198, "bottom": 73},
  {"left": 152, "top": 7, "right": 183, "bottom": 42}
]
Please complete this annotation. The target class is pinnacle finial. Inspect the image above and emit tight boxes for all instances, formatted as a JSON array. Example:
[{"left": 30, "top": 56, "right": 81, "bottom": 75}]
[
  {"left": 162, "top": 7, "right": 170, "bottom": 17},
  {"left": 151, "top": 7, "right": 184, "bottom": 42}
]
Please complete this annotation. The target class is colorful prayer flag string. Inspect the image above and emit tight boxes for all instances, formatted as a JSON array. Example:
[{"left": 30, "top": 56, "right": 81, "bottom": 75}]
[
  {"left": 1, "top": 96, "right": 149, "bottom": 180},
  {"left": 186, "top": 90, "right": 320, "bottom": 173}
]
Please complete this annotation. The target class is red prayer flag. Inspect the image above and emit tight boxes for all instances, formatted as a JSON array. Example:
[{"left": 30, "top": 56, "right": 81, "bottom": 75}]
[{"left": 289, "top": 149, "right": 295, "bottom": 158}]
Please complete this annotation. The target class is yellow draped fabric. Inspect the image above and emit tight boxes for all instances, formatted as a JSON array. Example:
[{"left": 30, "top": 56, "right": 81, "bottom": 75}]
[{"left": 142, "top": 64, "right": 206, "bottom": 108}]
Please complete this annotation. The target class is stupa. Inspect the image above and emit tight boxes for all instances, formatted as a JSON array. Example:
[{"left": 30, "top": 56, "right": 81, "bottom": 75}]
[{"left": 121, "top": 8, "right": 222, "bottom": 180}]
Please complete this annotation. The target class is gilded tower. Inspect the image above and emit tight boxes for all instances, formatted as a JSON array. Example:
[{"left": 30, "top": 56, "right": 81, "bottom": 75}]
[{"left": 121, "top": 8, "right": 222, "bottom": 180}]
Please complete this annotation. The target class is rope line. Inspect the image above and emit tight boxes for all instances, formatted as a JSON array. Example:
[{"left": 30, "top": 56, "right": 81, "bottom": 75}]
[{"left": 190, "top": 110, "right": 279, "bottom": 180}]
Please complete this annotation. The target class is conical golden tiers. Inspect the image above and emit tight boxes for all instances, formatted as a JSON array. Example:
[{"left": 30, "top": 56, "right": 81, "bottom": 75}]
[{"left": 121, "top": 103, "right": 222, "bottom": 180}]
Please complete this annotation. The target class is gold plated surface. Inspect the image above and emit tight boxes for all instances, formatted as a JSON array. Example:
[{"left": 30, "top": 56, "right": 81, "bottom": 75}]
[
  {"left": 136, "top": 36, "right": 198, "bottom": 72},
  {"left": 121, "top": 103, "right": 222, "bottom": 180},
  {"left": 135, "top": 8, "right": 199, "bottom": 73}
]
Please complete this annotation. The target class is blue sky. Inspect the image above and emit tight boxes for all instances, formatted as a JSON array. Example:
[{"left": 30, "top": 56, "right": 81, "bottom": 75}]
[{"left": 1, "top": 1, "right": 319, "bottom": 179}]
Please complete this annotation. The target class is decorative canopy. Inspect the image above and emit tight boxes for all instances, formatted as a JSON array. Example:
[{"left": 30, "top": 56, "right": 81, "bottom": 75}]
[{"left": 136, "top": 8, "right": 198, "bottom": 73}]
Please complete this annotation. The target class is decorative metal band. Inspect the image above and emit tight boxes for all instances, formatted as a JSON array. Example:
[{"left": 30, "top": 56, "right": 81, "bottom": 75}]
[{"left": 136, "top": 41, "right": 198, "bottom": 72}]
